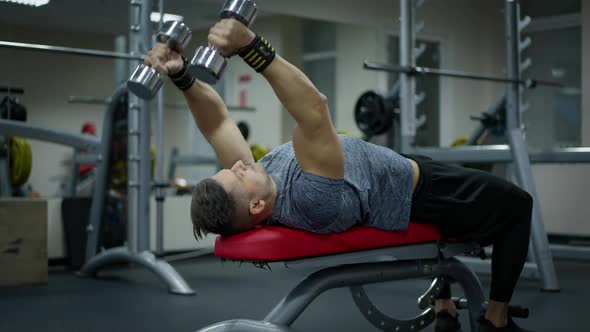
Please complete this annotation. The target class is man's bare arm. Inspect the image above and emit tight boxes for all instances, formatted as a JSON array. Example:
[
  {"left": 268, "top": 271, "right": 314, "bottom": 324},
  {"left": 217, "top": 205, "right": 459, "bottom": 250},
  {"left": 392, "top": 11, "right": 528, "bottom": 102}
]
[
  {"left": 261, "top": 56, "right": 344, "bottom": 179},
  {"left": 182, "top": 80, "right": 254, "bottom": 168},
  {"left": 144, "top": 43, "right": 253, "bottom": 169},
  {"left": 209, "top": 19, "right": 344, "bottom": 179}
]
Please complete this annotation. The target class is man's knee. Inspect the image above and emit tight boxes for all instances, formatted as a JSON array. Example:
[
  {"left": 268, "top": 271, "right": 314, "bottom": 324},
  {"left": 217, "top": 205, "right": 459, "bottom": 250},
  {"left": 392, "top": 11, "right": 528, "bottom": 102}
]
[
  {"left": 508, "top": 186, "right": 533, "bottom": 221},
  {"left": 515, "top": 187, "right": 533, "bottom": 209}
]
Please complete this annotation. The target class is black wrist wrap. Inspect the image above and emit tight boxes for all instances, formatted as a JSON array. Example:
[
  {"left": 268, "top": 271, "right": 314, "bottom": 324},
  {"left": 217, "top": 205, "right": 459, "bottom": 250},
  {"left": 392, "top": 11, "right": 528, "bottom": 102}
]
[
  {"left": 169, "top": 56, "right": 196, "bottom": 91},
  {"left": 239, "top": 35, "right": 276, "bottom": 73}
]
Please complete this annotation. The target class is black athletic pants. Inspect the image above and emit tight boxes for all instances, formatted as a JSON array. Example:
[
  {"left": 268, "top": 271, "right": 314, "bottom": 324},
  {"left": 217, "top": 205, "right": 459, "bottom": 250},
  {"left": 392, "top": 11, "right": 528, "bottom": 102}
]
[{"left": 406, "top": 155, "right": 533, "bottom": 303}]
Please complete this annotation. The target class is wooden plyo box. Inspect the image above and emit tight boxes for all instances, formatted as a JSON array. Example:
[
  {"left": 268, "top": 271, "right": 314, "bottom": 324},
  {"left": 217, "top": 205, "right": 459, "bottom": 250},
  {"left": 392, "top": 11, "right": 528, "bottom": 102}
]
[{"left": 0, "top": 198, "right": 48, "bottom": 286}]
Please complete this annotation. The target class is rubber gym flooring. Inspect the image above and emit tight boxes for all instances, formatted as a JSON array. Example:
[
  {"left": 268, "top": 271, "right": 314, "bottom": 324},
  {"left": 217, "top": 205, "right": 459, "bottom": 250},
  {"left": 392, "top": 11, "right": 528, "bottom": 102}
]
[{"left": 0, "top": 254, "right": 587, "bottom": 332}]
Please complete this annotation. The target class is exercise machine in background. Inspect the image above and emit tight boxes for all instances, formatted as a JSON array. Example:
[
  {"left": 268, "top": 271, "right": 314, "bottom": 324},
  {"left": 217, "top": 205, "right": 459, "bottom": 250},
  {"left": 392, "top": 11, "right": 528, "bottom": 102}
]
[
  {"left": 0, "top": 0, "right": 194, "bottom": 295},
  {"left": 0, "top": 87, "right": 33, "bottom": 197},
  {"left": 360, "top": 0, "right": 590, "bottom": 289}
]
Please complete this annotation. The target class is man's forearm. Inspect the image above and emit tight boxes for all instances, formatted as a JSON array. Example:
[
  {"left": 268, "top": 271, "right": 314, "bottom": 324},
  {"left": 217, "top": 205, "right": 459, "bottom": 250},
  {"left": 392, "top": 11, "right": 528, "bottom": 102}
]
[
  {"left": 261, "top": 55, "right": 329, "bottom": 128},
  {"left": 182, "top": 80, "right": 228, "bottom": 136},
  {"left": 182, "top": 80, "right": 253, "bottom": 167}
]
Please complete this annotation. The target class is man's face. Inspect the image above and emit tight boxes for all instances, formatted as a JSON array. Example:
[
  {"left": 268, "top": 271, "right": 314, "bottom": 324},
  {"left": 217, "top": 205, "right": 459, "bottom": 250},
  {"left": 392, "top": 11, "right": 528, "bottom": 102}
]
[{"left": 211, "top": 160, "right": 271, "bottom": 199}]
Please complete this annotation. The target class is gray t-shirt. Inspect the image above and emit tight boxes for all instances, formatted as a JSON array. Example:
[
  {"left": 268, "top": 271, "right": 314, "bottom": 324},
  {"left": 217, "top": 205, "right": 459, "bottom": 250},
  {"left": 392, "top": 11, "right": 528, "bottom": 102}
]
[{"left": 258, "top": 135, "right": 414, "bottom": 234}]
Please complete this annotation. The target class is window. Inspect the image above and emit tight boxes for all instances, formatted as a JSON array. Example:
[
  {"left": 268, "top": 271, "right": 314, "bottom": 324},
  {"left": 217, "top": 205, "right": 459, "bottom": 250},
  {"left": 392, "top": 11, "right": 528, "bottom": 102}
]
[
  {"left": 521, "top": 2, "right": 581, "bottom": 148},
  {"left": 521, "top": 0, "right": 580, "bottom": 18}
]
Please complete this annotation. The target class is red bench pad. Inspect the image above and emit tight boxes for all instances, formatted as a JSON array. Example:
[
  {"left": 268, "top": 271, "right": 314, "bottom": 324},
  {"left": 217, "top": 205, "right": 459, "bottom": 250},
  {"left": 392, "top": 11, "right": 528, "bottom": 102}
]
[{"left": 214, "top": 222, "right": 440, "bottom": 262}]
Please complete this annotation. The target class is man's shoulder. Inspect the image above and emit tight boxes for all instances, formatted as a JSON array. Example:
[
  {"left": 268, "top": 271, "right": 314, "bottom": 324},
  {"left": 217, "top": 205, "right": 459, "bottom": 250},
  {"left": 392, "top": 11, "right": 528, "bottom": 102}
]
[{"left": 258, "top": 141, "right": 294, "bottom": 165}]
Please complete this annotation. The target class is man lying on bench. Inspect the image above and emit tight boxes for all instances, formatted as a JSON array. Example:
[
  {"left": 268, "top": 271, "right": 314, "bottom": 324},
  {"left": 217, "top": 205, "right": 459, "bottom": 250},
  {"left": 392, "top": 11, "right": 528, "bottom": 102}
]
[{"left": 144, "top": 17, "right": 533, "bottom": 332}]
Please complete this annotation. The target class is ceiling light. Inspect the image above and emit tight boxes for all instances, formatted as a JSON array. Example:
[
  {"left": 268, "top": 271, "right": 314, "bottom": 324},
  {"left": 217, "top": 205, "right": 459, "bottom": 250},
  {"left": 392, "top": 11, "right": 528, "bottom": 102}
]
[
  {"left": 150, "top": 12, "right": 184, "bottom": 23},
  {"left": 0, "top": 0, "right": 49, "bottom": 6}
]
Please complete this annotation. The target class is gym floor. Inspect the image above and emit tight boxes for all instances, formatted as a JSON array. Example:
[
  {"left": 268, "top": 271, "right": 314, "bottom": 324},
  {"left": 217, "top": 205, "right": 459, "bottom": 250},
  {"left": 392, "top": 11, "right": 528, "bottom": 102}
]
[{"left": 0, "top": 254, "right": 587, "bottom": 332}]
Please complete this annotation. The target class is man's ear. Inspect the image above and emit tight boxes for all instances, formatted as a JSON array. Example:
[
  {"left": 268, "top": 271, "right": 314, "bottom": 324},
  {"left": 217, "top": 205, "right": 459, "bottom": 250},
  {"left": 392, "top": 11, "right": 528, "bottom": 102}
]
[{"left": 249, "top": 199, "right": 266, "bottom": 215}]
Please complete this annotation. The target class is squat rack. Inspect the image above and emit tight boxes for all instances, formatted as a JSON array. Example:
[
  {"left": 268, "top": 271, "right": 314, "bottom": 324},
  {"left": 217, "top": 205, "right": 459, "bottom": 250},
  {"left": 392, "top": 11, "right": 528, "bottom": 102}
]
[
  {"left": 0, "top": 0, "right": 194, "bottom": 295},
  {"left": 400, "top": 0, "right": 559, "bottom": 291},
  {"left": 366, "top": 0, "right": 590, "bottom": 291},
  {"left": 80, "top": 0, "right": 193, "bottom": 295}
]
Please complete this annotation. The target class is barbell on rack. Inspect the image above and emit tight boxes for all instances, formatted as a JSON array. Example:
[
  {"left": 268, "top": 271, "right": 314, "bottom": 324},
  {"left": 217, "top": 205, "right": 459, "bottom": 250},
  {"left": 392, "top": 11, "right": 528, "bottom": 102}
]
[
  {"left": 363, "top": 61, "right": 563, "bottom": 88},
  {"left": 0, "top": 40, "right": 144, "bottom": 61}
]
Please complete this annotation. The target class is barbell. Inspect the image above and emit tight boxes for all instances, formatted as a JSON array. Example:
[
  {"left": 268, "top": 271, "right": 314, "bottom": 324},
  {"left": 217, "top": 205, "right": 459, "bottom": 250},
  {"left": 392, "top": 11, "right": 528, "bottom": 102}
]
[{"left": 363, "top": 61, "right": 563, "bottom": 88}]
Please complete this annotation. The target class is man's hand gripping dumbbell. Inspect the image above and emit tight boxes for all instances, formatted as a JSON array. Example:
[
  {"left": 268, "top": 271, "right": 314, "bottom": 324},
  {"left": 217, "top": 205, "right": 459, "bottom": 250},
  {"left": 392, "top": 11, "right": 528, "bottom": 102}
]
[
  {"left": 143, "top": 5, "right": 273, "bottom": 93},
  {"left": 190, "top": 0, "right": 258, "bottom": 84},
  {"left": 127, "top": 21, "right": 192, "bottom": 99}
]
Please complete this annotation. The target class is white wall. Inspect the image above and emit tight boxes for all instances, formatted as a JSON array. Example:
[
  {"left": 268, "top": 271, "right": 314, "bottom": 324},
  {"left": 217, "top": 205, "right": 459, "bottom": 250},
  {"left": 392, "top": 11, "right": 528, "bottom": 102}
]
[
  {"left": 334, "top": 25, "right": 388, "bottom": 133},
  {"left": 279, "top": 17, "right": 303, "bottom": 143}
]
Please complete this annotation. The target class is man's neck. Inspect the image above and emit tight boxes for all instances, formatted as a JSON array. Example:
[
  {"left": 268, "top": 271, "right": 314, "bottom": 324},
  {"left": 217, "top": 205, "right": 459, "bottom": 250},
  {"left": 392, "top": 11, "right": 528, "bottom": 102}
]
[
  {"left": 253, "top": 177, "right": 279, "bottom": 225},
  {"left": 265, "top": 176, "right": 278, "bottom": 217}
]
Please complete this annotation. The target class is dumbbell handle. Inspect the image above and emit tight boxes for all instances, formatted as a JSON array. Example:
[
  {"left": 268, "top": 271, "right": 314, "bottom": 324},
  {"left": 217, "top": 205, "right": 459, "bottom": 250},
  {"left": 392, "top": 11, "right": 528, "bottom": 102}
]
[
  {"left": 189, "top": 0, "right": 257, "bottom": 84},
  {"left": 127, "top": 21, "right": 192, "bottom": 99},
  {"left": 219, "top": 0, "right": 258, "bottom": 27},
  {"left": 155, "top": 21, "right": 192, "bottom": 52}
]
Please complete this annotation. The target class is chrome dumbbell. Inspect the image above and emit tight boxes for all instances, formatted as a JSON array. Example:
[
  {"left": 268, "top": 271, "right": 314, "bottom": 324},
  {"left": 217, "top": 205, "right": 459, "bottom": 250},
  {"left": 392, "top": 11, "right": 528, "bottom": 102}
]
[
  {"left": 189, "top": 0, "right": 257, "bottom": 85},
  {"left": 127, "top": 21, "right": 192, "bottom": 99}
]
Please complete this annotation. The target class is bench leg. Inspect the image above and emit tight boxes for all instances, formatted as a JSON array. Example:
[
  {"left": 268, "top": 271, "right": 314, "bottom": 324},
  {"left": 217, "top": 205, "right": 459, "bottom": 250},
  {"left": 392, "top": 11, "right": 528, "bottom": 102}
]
[
  {"left": 195, "top": 258, "right": 486, "bottom": 332},
  {"left": 264, "top": 259, "right": 440, "bottom": 326},
  {"left": 351, "top": 285, "right": 436, "bottom": 331},
  {"left": 195, "top": 320, "right": 295, "bottom": 332}
]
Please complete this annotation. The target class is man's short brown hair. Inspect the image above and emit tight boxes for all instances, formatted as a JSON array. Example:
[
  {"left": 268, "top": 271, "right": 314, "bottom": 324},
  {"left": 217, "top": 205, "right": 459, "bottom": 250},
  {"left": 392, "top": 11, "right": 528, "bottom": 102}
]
[{"left": 190, "top": 178, "right": 236, "bottom": 239}]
